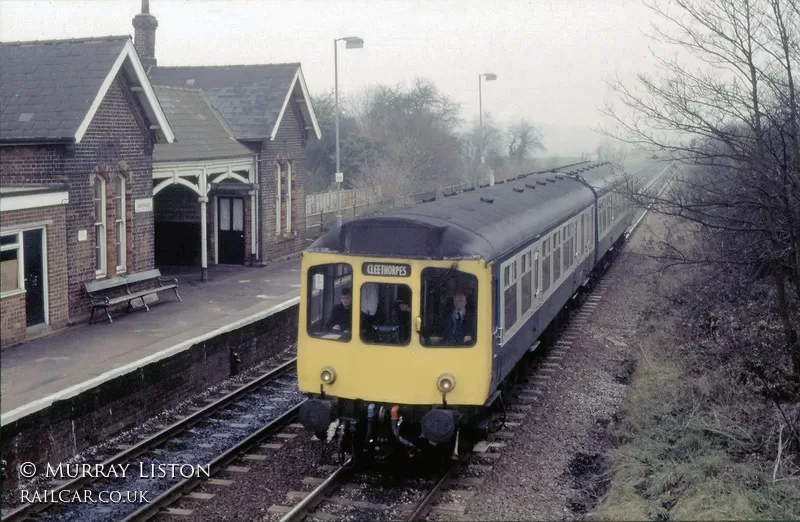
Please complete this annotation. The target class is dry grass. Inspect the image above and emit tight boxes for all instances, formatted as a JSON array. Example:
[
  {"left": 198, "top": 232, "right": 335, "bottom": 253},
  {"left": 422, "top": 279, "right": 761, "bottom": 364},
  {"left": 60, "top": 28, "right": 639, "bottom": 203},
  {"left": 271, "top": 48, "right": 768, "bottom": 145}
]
[{"left": 595, "top": 276, "right": 800, "bottom": 521}]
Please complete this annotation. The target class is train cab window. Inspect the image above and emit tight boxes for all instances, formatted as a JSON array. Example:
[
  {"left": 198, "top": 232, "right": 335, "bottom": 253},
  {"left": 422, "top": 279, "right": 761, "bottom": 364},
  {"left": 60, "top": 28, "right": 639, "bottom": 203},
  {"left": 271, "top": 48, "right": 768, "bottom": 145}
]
[
  {"left": 359, "top": 282, "right": 412, "bottom": 346},
  {"left": 419, "top": 268, "right": 478, "bottom": 348},
  {"left": 307, "top": 263, "right": 353, "bottom": 342}
]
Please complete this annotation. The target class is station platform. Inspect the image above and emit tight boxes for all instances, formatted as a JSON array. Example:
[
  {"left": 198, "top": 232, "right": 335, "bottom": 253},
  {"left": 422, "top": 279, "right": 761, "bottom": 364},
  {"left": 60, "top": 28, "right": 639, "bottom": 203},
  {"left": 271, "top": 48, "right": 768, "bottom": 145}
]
[{"left": 0, "top": 258, "right": 301, "bottom": 424}]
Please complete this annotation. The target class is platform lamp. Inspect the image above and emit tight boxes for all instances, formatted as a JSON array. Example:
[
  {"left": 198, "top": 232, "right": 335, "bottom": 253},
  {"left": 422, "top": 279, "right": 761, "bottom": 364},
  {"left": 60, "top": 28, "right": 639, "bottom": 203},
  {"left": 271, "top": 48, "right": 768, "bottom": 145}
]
[
  {"left": 479, "top": 72, "right": 497, "bottom": 186},
  {"left": 334, "top": 36, "right": 364, "bottom": 228}
]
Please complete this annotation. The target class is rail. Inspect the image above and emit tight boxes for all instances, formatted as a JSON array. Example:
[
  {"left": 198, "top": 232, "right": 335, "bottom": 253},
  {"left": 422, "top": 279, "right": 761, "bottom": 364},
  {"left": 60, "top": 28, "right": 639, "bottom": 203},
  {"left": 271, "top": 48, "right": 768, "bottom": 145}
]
[
  {"left": 125, "top": 402, "right": 305, "bottom": 521},
  {"left": 405, "top": 460, "right": 459, "bottom": 521},
  {"left": 3, "top": 358, "right": 299, "bottom": 522},
  {"left": 278, "top": 458, "right": 354, "bottom": 522},
  {"left": 626, "top": 162, "right": 677, "bottom": 240}
]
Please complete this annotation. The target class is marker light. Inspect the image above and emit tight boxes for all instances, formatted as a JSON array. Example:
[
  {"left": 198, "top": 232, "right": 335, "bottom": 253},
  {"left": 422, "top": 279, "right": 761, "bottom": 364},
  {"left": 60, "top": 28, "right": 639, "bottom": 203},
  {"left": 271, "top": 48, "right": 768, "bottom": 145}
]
[
  {"left": 320, "top": 366, "right": 337, "bottom": 385},
  {"left": 437, "top": 373, "right": 456, "bottom": 394}
]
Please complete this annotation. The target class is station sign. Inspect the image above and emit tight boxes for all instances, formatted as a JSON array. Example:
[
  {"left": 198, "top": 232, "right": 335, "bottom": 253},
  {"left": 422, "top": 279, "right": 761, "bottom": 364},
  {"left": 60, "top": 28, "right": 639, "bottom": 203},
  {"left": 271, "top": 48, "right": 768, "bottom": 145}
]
[
  {"left": 135, "top": 198, "right": 153, "bottom": 213},
  {"left": 361, "top": 262, "right": 411, "bottom": 277}
]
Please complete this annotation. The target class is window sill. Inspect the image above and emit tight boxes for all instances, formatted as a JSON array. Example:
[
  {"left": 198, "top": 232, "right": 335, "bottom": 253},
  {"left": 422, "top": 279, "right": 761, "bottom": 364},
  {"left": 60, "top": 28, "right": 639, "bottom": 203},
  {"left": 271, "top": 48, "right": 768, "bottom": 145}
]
[{"left": 0, "top": 288, "right": 26, "bottom": 299}]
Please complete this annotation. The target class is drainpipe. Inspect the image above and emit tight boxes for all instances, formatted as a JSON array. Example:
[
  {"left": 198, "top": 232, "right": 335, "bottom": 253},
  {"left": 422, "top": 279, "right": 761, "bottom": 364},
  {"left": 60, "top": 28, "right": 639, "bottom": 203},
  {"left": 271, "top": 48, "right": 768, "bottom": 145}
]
[{"left": 255, "top": 153, "right": 263, "bottom": 265}]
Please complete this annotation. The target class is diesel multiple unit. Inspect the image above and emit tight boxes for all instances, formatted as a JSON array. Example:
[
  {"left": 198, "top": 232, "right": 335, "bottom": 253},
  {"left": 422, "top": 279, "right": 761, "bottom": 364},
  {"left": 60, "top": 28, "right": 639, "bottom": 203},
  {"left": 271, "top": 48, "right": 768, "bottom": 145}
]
[{"left": 296, "top": 161, "right": 668, "bottom": 463}]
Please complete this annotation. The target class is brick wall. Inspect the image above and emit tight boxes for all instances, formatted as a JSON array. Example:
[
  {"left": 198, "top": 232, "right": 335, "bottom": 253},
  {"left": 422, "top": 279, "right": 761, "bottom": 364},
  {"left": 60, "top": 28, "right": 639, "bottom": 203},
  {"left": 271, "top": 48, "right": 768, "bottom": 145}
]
[
  {"left": 1, "top": 303, "right": 298, "bottom": 490},
  {"left": 0, "top": 294, "right": 25, "bottom": 346},
  {"left": 154, "top": 185, "right": 200, "bottom": 222},
  {"left": 0, "top": 146, "right": 66, "bottom": 185},
  {"left": 258, "top": 100, "right": 308, "bottom": 261},
  {"left": 0, "top": 205, "right": 69, "bottom": 347},
  {"left": 64, "top": 71, "right": 156, "bottom": 319}
]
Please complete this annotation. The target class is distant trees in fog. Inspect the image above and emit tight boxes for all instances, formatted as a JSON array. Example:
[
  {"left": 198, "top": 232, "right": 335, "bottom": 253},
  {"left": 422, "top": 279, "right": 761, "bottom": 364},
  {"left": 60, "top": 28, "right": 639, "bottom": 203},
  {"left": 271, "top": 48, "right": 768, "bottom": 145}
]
[{"left": 306, "top": 78, "right": 546, "bottom": 195}]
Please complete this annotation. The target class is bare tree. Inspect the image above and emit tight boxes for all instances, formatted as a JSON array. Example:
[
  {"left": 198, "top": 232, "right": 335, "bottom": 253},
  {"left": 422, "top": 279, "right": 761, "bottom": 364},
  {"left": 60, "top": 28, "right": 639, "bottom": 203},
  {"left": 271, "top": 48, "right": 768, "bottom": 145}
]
[
  {"left": 602, "top": 0, "right": 800, "bottom": 371},
  {"left": 507, "top": 119, "right": 545, "bottom": 160}
]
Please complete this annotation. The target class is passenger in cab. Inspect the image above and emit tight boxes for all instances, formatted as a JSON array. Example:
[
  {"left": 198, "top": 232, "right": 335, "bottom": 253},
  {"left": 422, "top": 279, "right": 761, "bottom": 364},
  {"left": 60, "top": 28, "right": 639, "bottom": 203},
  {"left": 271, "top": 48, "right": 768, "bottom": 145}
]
[
  {"left": 326, "top": 287, "right": 352, "bottom": 332},
  {"left": 441, "top": 288, "right": 476, "bottom": 344}
]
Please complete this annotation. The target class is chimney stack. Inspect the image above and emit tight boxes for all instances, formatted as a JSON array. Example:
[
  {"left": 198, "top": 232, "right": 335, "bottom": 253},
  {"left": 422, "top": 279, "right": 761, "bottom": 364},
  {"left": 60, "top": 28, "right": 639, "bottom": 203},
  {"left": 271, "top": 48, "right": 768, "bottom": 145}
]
[{"left": 133, "top": 0, "right": 158, "bottom": 69}]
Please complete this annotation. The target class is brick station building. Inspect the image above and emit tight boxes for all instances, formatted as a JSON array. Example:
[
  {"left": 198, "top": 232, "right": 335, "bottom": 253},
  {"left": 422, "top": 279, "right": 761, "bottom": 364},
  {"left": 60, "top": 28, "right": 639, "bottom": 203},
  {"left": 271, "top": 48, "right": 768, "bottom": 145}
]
[
  {"left": 0, "top": 36, "right": 175, "bottom": 347},
  {"left": 0, "top": 2, "right": 321, "bottom": 347},
  {"left": 137, "top": 1, "right": 321, "bottom": 278}
]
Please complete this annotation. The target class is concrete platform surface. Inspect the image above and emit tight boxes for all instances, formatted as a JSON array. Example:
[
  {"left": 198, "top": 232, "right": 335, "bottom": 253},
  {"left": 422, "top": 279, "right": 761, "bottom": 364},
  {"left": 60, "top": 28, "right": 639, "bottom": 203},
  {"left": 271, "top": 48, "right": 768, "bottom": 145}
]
[{"left": 0, "top": 259, "right": 301, "bottom": 421}]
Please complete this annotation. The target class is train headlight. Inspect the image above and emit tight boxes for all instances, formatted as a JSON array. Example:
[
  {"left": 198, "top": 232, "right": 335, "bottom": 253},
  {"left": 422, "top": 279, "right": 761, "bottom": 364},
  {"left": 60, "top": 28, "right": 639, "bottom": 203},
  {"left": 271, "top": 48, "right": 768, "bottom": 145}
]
[
  {"left": 437, "top": 373, "right": 456, "bottom": 394},
  {"left": 320, "top": 366, "right": 336, "bottom": 385}
]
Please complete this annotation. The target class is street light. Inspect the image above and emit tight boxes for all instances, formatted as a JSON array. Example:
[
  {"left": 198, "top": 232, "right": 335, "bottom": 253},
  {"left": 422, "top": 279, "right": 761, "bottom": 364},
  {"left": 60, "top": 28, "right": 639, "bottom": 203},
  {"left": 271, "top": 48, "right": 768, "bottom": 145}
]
[
  {"left": 478, "top": 72, "right": 497, "bottom": 185},
  {"left": 335, "top": 36, "right": 364, "bottom": 228}
]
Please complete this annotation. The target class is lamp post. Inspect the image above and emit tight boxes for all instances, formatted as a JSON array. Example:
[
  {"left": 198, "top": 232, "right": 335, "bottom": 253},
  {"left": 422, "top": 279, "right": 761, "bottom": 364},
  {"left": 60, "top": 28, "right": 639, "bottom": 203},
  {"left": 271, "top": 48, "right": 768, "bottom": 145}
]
[
  {"left": 478, "top": 72, "right": 497, "bottom": 185},
  {"left": 335, "top": 36, "right": 364, "bottom": 228}
]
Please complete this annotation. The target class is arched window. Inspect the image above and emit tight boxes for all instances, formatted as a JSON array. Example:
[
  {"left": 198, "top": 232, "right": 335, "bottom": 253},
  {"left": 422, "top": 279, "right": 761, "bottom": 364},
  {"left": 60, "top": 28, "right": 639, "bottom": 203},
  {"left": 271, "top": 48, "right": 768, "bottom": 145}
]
[
  {"left": 275, "top": 162, "right": 282, "bottom": 235},
  {"left": 285, "top": 161, "right": 292, "bottom": 234},
  {"left": 93, "top": 175, "right": 107, "bottom": 277},
  {"left": 114, "top": 173, "right": 127, "bottom": 273}
]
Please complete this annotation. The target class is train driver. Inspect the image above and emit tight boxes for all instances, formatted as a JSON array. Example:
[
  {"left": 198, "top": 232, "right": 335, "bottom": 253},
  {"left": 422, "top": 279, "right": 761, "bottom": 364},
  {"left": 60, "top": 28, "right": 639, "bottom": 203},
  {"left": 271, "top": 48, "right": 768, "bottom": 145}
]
[
  {"left": 326, "top": 287, "right": 352, "bottom": 332},
  {"left": 441, "top": 288, "right": 476, "bottom": 344}
]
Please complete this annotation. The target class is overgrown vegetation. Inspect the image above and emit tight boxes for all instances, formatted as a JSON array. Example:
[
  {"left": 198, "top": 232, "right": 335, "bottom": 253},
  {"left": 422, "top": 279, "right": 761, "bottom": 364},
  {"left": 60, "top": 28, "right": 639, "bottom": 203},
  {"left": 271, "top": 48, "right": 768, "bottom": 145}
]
[
  {"left": 597, "top": 247, "right": 800, "bottom": 520},
  {"left": 598, "top": 3, "right": 800, "bottom": 512}
]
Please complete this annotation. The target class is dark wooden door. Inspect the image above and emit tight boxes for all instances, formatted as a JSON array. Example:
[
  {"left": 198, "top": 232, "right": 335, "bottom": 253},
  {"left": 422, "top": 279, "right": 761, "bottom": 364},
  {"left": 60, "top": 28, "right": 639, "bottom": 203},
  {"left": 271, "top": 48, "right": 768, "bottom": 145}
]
[
  {"left": 218, "top": 197, "right": 244, "bottom": 264},
  {"left": 23, "top": 229, "right": 45, "bottom": 326}
]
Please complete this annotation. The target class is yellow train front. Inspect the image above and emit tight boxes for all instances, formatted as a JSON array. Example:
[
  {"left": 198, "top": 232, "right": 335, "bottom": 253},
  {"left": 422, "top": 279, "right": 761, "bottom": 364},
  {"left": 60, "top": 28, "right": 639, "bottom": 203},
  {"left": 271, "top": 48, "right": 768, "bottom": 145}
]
[
  {"left": 296, "top": 162, "right": 656, "bottom": 463},
  {"left": 297, "top": 238, "right": 493, "bottom": 461}
]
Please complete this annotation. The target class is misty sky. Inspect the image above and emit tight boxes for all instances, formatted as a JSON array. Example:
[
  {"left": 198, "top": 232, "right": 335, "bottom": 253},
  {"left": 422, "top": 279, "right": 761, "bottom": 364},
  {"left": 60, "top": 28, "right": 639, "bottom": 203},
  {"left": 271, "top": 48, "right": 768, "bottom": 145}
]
[{"left": 0, "top": 0, "right": 669, "bottom": 154}]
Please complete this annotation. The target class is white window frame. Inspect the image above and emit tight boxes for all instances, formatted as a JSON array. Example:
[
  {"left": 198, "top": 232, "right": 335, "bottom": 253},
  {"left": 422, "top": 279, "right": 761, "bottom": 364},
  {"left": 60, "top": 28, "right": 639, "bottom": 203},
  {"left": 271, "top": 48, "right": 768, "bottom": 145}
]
[
  {"left": 93, "top": 176, "right": 107, "bottom": 278},
  {"left": 501, "top": 256, "right": 520, "bottom": 342},
  {"left": 275, "top": 162, "right": 282, "bottom": 235},
  {"left": 0, "top": 231, "right": 24, "bottom": 297},
  {"left": 520, "top": 249, "right": 533, "bottom": 316},
  {"left": 541, "top": 235, "right": 551, "bottom": 296},
  {"left": 285, "top": 161, "right": 292, "bottom": 234},
  {"left": 114, "top": 174, "right": 127, "bottom": 274}
]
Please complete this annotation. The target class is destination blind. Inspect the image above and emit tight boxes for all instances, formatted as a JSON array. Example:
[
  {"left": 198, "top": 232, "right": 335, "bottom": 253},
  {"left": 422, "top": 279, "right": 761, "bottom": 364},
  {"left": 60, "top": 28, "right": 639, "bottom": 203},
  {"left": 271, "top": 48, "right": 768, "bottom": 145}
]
[{"left": 361, "top": 263, "right": 411, "bottom": 277}]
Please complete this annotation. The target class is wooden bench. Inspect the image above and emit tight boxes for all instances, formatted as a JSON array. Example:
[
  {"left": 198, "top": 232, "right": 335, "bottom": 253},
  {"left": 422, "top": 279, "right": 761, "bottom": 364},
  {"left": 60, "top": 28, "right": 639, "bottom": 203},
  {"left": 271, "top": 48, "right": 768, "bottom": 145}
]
[{"left": 84, "top": 269, "right": 182, "bottom": 324}]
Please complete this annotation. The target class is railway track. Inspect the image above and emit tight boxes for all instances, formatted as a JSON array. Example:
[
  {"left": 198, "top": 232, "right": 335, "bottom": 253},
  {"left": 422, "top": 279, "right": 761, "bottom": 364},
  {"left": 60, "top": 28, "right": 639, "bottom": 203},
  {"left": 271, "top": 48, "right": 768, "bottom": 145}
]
[
  {"left": 4, "top": 357, "right": 304, "bottom": 522},
  {"left": 273, "top": 457, "right": 460, "bottom": 522},
  {"left": 265, "top": 250, "right": 629, "bottom": 522}
]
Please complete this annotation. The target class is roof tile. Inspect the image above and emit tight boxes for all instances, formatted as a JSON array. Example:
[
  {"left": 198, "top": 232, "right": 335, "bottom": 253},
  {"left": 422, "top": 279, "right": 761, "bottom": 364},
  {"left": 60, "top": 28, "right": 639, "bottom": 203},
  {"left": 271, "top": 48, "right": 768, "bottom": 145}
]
[
  {"left": 0, "top": 36, "right": 129, "bottom": 141},
  {"left": 152, "top": 85, "right": 254, "bottom": 163},
  {"left": 150, "top": 64, "right": 299, "bottom": 140}
]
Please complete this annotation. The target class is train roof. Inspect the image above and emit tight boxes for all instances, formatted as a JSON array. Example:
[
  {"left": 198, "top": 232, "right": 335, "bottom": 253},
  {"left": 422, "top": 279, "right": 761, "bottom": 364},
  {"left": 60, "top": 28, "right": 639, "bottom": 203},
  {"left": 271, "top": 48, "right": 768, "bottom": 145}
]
[{"left": 308, "top": 162, "right": 626, "bottom": 262}]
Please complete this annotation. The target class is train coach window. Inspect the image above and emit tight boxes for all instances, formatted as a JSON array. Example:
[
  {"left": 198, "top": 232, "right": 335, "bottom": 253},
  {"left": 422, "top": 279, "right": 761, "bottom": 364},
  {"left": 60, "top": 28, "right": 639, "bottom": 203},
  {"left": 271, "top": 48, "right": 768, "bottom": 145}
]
[
  {"left": 360, "top": 282, "right": 412, "bottom": 346},
  {"left": 521, "top": 252, "right": 532, "bottom": 314},
  {"left": 503, "top": 261, "right": 518, "bottom": 331},
  {"left": 420, "top": 268, "right": 478, "bottom": 348},
  {"left": 542, "top": 256, "right": 551, "bottom": 295},
  {"left": 553, "top": 244, "right": 562, "bottom": 282},
  {"left": 307, "top": 263, "right": 353, "bottom": 342}
]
